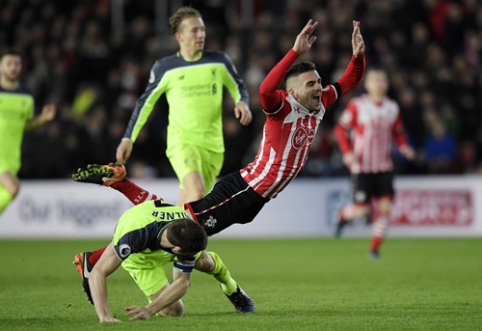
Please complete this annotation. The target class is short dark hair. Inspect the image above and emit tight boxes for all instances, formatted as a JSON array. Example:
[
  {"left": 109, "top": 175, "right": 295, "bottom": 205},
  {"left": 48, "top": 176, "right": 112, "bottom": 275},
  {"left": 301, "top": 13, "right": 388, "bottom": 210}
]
[
  {"left": 284, "top": 62, "right": 316, "bottom": 84},
  {"left": 167, "top": 218, "right": 207, "bottom": 254},
  {"left": 169, "top": 6, "right": 202, "bottom": 34},
  {"left": 0, "top": 49, "right": 21, "bottom": 60}
]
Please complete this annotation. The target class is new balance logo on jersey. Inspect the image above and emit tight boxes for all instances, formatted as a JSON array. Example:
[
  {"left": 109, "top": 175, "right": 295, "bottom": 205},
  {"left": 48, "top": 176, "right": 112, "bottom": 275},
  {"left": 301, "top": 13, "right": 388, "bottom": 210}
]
[
  {"left": 204, "top": 216, "right": 217, "bottom": 228},
  {"left": 149, "top": 70, "right": 155, "bottom": 83},
  {"left": 179, "top": 75, "right": 185, "bottom": 80}
]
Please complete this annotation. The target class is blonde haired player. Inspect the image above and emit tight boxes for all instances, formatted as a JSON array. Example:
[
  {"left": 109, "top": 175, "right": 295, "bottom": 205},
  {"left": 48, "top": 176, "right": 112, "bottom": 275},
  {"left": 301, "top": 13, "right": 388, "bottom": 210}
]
[{"left": 116, "top": 6, "right": 251, "bottom": 206}]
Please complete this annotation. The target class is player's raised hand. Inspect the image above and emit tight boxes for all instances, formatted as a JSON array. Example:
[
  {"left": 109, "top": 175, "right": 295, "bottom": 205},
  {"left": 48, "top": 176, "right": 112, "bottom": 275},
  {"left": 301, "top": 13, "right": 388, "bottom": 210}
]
[
  {"left": 234, "top": 101, "right": 252, "bottom": 126},
  {"left": 292, "top": 19, "right": 319, "bottom": 55},
  {"left": 126, "top": 305, "right": 153, "bottom": 321},
  {"left": 352, "top": 21, "right": 365, "bottom": 57},
  {"left": 116, "top": 139, "right": 133, "bottom": 164},
  {"left": 40, "top": 104, "right": 56, "bottom": 122}
]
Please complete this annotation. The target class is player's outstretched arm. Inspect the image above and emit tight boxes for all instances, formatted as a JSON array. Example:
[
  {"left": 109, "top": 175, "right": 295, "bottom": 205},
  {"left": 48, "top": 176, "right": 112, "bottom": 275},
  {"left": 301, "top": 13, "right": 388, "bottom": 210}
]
[
  {"left": 351, "top": 20, "right": 365, "bottom": 57},
  {"left": 89, "top": 244, "right": 122, "bottom": 322},
  {"left": 126, "top": 270, "right": 191, "bottom": 320},
  {"left": 24, "top": 104, "right": 56, "bottom": 131},
  {"left": 333, "top": 21, "right": 366, "bottom": 97},
  {"left": 259, "top": 19, "right": 318, "bottom": 112}
]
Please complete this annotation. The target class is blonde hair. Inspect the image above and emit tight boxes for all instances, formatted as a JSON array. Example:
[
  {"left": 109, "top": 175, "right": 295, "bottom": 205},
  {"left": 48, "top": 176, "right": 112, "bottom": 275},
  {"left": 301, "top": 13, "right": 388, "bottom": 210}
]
[{"left": 169, "top": 6, "right": 202, "bottom": 34}]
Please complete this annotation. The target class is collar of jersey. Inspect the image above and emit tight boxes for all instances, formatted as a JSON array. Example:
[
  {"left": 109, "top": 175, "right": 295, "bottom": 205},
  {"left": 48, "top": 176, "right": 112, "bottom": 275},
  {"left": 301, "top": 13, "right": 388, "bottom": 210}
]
[
  {"left": 177, "top": 51, "right": 203, "bottom": 62},
  {"left": 287, "top": 93, "right": 313, "bottom": 115}
]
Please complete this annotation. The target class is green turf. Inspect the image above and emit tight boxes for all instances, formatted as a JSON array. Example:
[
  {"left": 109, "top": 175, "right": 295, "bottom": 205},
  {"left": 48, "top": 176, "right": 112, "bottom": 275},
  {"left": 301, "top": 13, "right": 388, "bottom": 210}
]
[{"left": 0, "top": 238, "right": 481, "bottom": 330}]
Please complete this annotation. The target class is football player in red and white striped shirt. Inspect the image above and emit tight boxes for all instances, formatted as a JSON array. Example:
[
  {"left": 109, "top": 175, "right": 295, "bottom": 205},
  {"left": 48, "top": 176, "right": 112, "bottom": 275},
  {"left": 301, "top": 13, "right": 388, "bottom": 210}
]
[
  {"left": 73, "top": 19, "right": 365, "bottom": 244},
  {"left": 334, "top": 68, "right": 415, "bottom": 258}
]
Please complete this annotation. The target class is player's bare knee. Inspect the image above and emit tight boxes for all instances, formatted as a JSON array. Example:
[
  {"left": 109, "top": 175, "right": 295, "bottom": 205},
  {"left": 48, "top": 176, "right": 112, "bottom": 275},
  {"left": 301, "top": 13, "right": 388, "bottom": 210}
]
[
  {"left": 188, "top": 190, "right": 204, "bottom": 202},
  {"left": 0, "top": 172, "right": 20, "bottom": 197},
  {"left": 11, "top": 181, "right": 20, "bottom": 197},
  {"left": 353, "top": 204, "right": 370, "bottom": 218},
  {"left": 194, "top": 250, "right": 214, "bottom": 273},
  {"left": 378, "top": 199, "right": 392, "bottom": 214}
]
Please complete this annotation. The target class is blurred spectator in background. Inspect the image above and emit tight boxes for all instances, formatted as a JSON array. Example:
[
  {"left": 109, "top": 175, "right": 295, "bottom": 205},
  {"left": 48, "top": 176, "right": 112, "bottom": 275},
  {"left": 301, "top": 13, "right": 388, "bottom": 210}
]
[
  {"left": 0, "top": 0, "right": 477, "bottom": 180},
  {"left": 422, "top": 107, "right": 458, "bottom": 173}
]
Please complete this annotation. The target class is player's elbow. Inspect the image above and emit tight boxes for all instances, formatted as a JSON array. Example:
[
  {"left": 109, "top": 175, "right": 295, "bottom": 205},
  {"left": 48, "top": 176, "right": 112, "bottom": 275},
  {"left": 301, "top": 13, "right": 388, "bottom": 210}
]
[{"left": 158, "top": 300, "right": 184, "bottom": 317}]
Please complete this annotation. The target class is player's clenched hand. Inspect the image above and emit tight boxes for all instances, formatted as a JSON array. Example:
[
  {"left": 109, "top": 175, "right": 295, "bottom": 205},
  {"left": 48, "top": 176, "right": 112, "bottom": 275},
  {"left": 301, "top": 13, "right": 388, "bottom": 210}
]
[
  {"left": 292, "top": 19, "right": 318, "bottom": 55},
  {"left": 126, "top": 306, "right": 153, "bottom": 321},
  {"left": 40, "top": 104, "right": 56, "bottom": 123},
  {"left": 116, "top": 139, "right": 133, "bottom": 165},
  {"left": 234, "top": 102, "right": 252, "bottom": 126},
  {"left": 352, "top": 21, "right": 365, "bottom": 57}
]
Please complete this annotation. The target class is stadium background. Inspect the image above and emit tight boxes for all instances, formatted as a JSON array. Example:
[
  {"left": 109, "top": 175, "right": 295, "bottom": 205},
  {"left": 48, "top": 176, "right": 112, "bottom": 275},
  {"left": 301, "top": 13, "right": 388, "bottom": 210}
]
[
  {"left": 1, "top": 2, "right": 481, "bottom": 330},
  {"left": 1, "top": 0, "right": 480, "bottom": 180}
]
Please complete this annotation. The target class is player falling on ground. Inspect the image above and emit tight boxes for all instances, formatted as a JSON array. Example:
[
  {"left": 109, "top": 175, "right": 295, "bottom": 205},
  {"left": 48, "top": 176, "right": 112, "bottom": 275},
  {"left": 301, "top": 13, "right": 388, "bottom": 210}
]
[
  {"left": 73, "top": 18, "right": 365, "bottom": 314},
  {"left": 116, "top": 6, "right": 252, "bottom": 207},
  {"left": 80, "top": 198, "right": 254, "bottom": 322},
  {"left": 0, "top": 50, "right": 56, "bottom": 215},
  {"left": 333, "top": 68, "right": 415, "bottom": 258}
]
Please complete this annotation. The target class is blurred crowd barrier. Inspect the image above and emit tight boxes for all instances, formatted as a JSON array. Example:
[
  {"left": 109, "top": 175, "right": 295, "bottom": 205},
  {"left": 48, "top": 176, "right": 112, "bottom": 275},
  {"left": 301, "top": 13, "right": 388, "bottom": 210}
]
[{"left": 2, "top": 176, "right": 481, "bottom": 238}]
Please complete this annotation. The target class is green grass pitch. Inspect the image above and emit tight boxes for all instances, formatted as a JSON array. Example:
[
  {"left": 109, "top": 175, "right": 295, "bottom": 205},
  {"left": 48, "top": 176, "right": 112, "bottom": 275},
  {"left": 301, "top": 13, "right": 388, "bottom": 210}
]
[{"left": 0, "top": 238, "right": 481, "bottom": 330}]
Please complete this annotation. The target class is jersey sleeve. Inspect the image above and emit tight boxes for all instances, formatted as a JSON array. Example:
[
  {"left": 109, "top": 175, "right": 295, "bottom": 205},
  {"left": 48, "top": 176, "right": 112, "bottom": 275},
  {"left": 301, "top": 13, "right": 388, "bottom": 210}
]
[
  {"left": 259, "top": 49, "right": 300, "bottom": 113},
  {"left": 320, "top": 85, "right": 339, "bottom": 110},
  {"left": 335, "top": 54, "right": 366, "bottom": 97},
  {"left": 334, "top": 102, "right": 358, "bottom": 155},
  {"left": 123, "top": 60, "right": 168, "bottom": 142},
  {"left": 173, "top": 255, "right": 196, "bottom": 273},
  {"left": 219, "top": 52, "right": 249, "bottom": 105},
  {"left": 112, "top": 228, "right": 150, "bottom": 261}
]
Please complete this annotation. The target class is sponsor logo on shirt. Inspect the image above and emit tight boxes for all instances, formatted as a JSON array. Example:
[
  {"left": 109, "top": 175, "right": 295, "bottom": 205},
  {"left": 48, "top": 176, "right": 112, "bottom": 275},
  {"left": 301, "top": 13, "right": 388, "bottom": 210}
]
[{"left": 292, "top": 127, "right": 315, "bottom": 150}]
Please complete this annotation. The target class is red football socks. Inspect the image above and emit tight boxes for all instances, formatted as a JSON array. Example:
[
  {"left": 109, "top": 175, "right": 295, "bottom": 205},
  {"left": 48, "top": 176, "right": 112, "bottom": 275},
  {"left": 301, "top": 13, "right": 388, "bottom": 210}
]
[
  {"left": 88, "top": 247, "right": 107, "bottom": 266},
  {"left": 111, "top": 178, "right": 158, "bottom": 205},
  {"left": 370, "top": 236, "right": 383, "bottom": 252}
]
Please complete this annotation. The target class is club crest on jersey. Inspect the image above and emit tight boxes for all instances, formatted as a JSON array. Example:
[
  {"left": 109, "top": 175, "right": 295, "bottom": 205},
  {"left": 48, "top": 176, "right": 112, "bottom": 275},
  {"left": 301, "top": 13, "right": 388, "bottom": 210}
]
[
  {"left": 292, "top": 127, "right": 315, "bottom": 150},
  {"left": 204, "top": 215, "right": 217, "bottom": 228}
]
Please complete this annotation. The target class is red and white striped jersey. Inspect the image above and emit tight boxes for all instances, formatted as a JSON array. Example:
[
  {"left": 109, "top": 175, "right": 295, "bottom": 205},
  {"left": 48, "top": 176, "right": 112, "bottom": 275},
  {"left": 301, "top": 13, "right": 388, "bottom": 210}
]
[
  {"left": 240, "top": 49, "right": 365, "bottom": 199},
  {"left": 240, "top": 89, "right": 337, "bottom": 199},
  {"left": 335, "top": 94, "right": 407, "bottom": 174}
]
